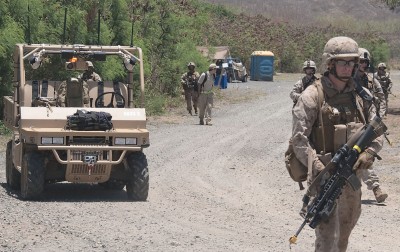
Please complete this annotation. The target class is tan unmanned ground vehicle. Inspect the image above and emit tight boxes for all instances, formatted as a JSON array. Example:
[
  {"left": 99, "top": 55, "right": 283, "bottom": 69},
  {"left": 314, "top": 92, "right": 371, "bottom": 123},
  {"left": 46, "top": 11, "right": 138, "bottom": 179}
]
[{"left": 3, "top": 43, "right": 149, "bottom": 200}]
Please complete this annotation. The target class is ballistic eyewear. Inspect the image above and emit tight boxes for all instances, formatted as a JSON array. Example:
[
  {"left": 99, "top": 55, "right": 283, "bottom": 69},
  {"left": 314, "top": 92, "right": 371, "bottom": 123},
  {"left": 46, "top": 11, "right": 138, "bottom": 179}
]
[{"left": 335, "top": 60, "right": 356, "bottom": 67}]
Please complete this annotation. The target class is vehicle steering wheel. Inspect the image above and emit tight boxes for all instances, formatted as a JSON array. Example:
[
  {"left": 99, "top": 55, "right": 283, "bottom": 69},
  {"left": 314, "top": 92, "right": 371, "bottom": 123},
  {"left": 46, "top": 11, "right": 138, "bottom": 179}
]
[{"left": 95, "top": 92, "right": 125, "bottom": 108}]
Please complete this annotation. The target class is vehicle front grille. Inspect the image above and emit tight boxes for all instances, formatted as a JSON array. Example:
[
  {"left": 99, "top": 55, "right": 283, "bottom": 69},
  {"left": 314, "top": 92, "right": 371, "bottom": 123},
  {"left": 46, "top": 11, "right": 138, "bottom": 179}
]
[{"left": 71, "top": 164, "right": 107, "bottom": 175}]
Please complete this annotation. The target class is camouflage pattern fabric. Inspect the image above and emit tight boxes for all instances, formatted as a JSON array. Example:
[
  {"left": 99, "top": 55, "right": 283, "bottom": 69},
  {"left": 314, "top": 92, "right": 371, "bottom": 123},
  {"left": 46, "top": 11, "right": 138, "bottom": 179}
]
[
  {"left": 291, "top": 75, "right": 383, "bottom": 251},
  {"left": 57, "top": 79, "right": 90, "bottom": 107}
]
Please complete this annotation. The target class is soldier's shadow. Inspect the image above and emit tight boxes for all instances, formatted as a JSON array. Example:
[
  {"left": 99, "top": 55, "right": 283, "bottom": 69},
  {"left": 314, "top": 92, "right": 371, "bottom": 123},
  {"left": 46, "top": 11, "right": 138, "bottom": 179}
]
[
  {"left": 387, "top": 107, "right": 400, "bottom": 115},
  {"left": 361, "top": 199, "right": 386, "bottom": 206}
]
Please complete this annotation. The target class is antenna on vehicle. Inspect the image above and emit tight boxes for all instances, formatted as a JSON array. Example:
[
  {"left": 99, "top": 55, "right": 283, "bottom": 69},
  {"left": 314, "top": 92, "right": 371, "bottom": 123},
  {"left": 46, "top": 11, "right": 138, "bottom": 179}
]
[
  {"left": 27, "top": 0, "right": 31, "bottom": 44},
  {"left": 130, "top": 1, "right": 134, "bottom": 47},
  {"left": 97, "top": 9, "right": 101, "bottom": 45},
  {"left": 62, "top": 8, "right": 67, "bottom": 44}
]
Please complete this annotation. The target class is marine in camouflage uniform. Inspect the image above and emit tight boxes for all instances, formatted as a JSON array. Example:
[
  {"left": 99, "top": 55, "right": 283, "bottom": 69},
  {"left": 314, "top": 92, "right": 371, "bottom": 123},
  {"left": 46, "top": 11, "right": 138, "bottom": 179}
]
[
  {"left": 291, "top": 37, "right": 383, "bottom": 251},
  {"left": 78, "top": 61, "right": 102, "bottom": 82},
  {"left": 197, "top": 64, "right": 217, "bottom": 125},
  {"left": 290, "top": 60, "right": 318, "bottom": 104},
  {"left": 355, "top": 48, "right": 386, "bottom": 118},
  {"left": 180, "top": 62, "right": 200, "bottom": 115},
  {"left": 57, "top": 78, "right": 90, "bottom": 107},
  {"left": 355, "top": 48, "right": 388, "bottom": 203},
  {"left": 374, "top": 62, "right": 393, "bottom": 117}
]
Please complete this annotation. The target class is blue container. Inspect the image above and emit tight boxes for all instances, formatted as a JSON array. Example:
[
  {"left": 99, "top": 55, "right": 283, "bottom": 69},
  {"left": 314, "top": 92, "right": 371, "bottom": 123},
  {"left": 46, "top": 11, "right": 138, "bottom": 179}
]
[
  {"left": 250, "top": 51, "right": 274, "bottom": 81},
  {"left": 214, "top": 74, "right": 228, "bottom": 89}
]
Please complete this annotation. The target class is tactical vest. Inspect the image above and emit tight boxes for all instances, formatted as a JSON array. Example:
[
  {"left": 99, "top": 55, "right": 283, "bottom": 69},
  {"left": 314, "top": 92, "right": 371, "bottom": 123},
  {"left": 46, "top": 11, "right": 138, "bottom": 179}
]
[
  {"left": 375, "top": 73, "right": 390, "bottom": 90},
  {"left": 310, "top": 80, "right": 364, "bottom": 154},
  {"left": 186, "top": 72, "right": 198, "bottom": 89},
  {"left": 302, "top": 75, "right": 316, "bottom": 90}
]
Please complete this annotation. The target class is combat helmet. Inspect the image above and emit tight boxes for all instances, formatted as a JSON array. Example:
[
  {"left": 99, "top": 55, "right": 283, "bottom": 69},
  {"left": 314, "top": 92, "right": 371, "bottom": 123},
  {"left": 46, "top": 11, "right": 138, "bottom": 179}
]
[
  {"left": 378, "top": 62, "right": 387, "bottom": 69},
  {"left": 358, "top": 48, "right": 371, "bottom": 68},
  {"left": 86, "top": 61, "right": 94, "bottom": 68},
  {"left": 321, "top": 36, "right": 359, "bottom": 74},
  {"left": 187, "top": 62, "right": 196, "bottom": 68},
  {"left": 302, "top": 60, "right": 317, "bottom": 72}
]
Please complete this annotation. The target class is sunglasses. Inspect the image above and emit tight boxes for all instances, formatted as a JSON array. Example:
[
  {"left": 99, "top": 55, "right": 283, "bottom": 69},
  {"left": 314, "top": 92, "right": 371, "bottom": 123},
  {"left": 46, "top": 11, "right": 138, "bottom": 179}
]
[{"left": 335, "top": 60, "right": 356, "bottom": 67}]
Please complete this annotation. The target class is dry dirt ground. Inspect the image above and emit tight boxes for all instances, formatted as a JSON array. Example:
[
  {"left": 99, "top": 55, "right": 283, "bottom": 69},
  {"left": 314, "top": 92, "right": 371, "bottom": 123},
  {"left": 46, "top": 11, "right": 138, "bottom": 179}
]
[{"left": 0, "top": 72, "right": 399, "bottom": 252}]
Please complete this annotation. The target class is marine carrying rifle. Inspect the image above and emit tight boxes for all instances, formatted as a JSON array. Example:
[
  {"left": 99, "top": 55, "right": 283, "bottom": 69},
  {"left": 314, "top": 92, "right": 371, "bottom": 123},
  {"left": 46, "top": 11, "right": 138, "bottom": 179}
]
[{"left": 289, "top": 115, "right": 387, "bottom": 245}]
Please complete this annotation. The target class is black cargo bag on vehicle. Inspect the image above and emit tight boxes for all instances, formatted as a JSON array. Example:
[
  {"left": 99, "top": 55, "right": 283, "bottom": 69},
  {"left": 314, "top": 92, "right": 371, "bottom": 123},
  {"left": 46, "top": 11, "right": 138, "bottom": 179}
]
[{"left": 67, "top": 109, "right": 113, "bottom": 131}]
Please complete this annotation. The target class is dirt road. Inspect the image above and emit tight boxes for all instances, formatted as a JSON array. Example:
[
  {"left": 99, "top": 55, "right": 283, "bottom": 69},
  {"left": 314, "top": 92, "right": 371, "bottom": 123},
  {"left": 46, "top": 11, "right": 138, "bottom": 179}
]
[{"left": 1, "top": 73, "right": 399, "bottom": 252}]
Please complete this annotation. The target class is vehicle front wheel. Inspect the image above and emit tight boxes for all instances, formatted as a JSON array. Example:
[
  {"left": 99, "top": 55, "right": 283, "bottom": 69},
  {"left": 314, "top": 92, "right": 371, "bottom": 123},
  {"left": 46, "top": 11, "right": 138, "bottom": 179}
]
[
  {"left": 6, "top": 140, "right": 21, "bottom": 190},
  {"left": 20, "top": 151, "right": 45, "bottom": 200},
  {"left": 125, "top": 152, "right": 149, "bottom": 201}
]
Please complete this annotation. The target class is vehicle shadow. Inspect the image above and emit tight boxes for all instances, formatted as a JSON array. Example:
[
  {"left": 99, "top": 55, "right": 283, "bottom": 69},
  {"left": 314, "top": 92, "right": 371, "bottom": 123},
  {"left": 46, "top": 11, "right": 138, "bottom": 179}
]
[{"left": 0, "top": 182, "right": 137, "bottom": 202}]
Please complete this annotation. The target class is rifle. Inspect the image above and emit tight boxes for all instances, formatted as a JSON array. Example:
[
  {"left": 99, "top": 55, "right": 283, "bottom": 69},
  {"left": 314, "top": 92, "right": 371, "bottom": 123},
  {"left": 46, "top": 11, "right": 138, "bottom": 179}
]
[
  {"left": 388, "top": 90, "right": 396, "bottom": 97},
  {"left": 289, "top": 115, "right": 387, "bottom": 245}
]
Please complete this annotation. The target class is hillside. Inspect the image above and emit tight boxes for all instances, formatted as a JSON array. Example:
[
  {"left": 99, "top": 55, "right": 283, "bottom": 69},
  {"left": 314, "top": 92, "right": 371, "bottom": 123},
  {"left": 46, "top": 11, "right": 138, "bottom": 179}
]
[
  {"left": 200, "top": 0, "right": 400, "bottom": 69},
  {"left": 203, "top": 0, "right": 399, "bottom": 22}
]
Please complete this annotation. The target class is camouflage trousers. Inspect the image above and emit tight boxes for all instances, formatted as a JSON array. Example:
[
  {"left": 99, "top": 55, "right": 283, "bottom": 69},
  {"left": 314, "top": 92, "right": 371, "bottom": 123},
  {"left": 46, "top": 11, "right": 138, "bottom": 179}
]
[
  {"left": 360, "top": 167, "right": 380, "bottom": 190},
  {"left": 198, "top": 92, "right": 213, "bottom": 121},
  {"left": 383, "top": 92, "right": 389, "bottom": 116},
  {"left": 184, "top": 88, "right": 198, "bottom": 112},
  {"left": 315, "top": 183, "right": 361, "bottom": 252}
]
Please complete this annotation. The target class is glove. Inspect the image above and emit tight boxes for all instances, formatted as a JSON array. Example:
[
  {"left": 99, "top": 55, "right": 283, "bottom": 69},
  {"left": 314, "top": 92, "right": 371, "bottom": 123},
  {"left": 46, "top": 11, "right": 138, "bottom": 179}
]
[
  {"left": 312, "top": 159, "right": 325, "bottom": 178},
  {"left": 353, "top": 149, "right": 376, "bottom": 170}
]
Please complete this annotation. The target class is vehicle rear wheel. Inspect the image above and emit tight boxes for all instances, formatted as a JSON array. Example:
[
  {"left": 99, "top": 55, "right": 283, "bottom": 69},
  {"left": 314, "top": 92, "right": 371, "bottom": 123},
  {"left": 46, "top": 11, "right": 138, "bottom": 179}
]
[
  {"left": 20, "top": 151, "right": 45, "bottom": 200},
  {"left": 6, "top": 140, "right": 21, "bottom": 190},
  {"left": 125, "top": 152, "right": 149, "bottom": 201},
  {"left": 242, "top": 75, "right": 248, "bottom": 82}
]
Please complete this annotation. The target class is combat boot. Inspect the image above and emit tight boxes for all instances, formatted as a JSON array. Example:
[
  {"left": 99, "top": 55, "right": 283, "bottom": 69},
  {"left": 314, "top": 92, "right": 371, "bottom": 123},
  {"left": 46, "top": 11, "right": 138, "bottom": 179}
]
[
  {"left": 188, "top": 109, "right": 192, "bottom": 115},
  {"left": 194, "top": 107, "right": 198, "bottom": 115},
  {"left": 200, "top": 119, "right": 204, "bottom": 125},
  {"left": 373, "top": 186, "right": 388, "bottom": 203}
]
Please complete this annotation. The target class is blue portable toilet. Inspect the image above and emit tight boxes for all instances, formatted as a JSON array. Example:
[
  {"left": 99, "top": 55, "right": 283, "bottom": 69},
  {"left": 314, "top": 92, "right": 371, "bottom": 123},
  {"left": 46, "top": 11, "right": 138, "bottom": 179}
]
[{"left": 250, "top": 51, "right": 274, "bottom": 81}]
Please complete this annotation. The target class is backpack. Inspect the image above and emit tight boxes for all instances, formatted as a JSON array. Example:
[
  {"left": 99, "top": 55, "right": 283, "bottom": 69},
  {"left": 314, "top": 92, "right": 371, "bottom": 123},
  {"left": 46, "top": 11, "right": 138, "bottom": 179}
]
[
  {"left": 67, "top": 109, "right": 113, "bottom": 131},
  {"left": 284, "top": 81, "right": 324, "bottom": 189},
  {"left": 198, "top": 72, "right": 208, "bottom": 92}
]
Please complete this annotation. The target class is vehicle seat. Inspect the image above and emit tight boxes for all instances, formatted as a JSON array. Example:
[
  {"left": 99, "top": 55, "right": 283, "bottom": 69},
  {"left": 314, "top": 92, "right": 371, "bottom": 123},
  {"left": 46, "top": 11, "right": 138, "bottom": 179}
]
[{"left": 56, "top": 78, "right": 89, "bottom": 107}]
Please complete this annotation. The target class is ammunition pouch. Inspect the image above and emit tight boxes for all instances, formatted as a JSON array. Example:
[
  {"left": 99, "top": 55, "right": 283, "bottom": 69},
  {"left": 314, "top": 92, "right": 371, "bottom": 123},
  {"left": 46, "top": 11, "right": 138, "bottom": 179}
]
[{"left": 285, "top": 140, "right": 307, "bottom": 182}]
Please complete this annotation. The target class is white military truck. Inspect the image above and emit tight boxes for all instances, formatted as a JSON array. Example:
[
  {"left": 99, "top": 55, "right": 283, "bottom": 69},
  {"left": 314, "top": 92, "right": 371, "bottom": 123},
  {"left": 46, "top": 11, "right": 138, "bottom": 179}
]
[{"left": 4, "top": 43, "right": 150, "bottom": 200}]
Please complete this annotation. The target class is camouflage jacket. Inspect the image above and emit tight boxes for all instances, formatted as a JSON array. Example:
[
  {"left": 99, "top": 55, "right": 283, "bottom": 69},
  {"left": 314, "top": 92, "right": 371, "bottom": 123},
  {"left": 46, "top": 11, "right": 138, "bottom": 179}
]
[
  {"left": 180, "top": 71, "right": 200, "bottom": 90},
  {"left": 291, "top": 76, "right": 383, "bottom": 180},
  {"left": 78, "top": 71, "right": 102, "bottom": 82},
  {"left": 290, "top": 75, "right": 317, "bottom": 103},
  {"left": 373, "top": 72, "right": 393, "bottom": 92}
]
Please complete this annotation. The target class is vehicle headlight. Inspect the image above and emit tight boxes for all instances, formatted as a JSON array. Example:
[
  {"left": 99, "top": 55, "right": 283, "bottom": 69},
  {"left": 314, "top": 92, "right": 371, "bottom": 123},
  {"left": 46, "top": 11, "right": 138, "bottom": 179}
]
[
  {"left": 41, "top": 137, "right": 64, "bottom": 145},
  {"left": 115, "top": 137, "right": 137, "bottom": 145}
]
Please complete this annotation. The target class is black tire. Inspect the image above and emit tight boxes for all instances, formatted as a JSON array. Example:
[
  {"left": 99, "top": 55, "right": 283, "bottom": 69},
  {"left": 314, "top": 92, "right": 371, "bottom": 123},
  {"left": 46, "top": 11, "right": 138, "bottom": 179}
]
[
  {"left": 6, "top": 140, "right": 21, "bottom": 190},
  {"left": 20, "top": 151, "right": 45, "bottom": 200},
  {"left": 125, "top": 152, "right": 149, "bottom": 201},
  {"left": 242, "top": 75, "right": 248, "bottom": 82},
  {"left": 99, "top": 180, "right": 125, "bottom": 190}
]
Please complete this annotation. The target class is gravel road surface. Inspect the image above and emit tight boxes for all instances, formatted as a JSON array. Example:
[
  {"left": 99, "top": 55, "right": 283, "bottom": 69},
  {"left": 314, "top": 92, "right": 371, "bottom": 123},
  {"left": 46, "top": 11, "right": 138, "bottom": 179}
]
[{"left": 1, "top": 73, "right": 399, "bottom": 252}]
